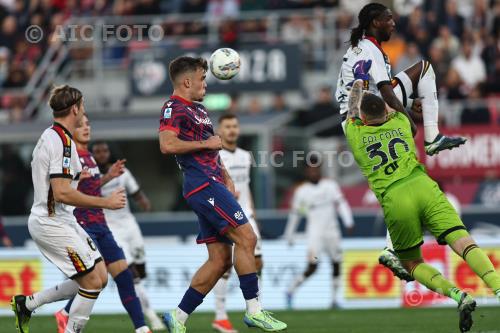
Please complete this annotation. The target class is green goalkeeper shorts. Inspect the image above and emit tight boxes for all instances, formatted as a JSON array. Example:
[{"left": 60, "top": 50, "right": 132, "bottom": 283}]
[{"left": 381, "top": 168, "right": 466, "bottom": 254}]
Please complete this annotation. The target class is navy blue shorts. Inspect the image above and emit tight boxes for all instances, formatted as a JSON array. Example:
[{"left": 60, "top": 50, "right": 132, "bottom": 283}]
[
  {"left": 186, "top": 181, "right": 248, "bottom": 244},
  {"left": 79, "top": 223, "right": 125, "bottom": 265}
]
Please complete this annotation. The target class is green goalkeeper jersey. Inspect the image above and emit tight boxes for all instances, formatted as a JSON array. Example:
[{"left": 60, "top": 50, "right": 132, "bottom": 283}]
[{"left": 345, "top": 112, "right": 425, "bottom": 201}]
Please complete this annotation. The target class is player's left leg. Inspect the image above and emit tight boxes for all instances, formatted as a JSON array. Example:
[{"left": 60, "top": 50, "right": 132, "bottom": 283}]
[
  {"left": 378, "top": 232, "right": 414, "bottom": 282},
  {"left": 286, "top": 249, "right": 319, "bottom": 309},
  {"left": 326, "top": 233, "right": 343, "bottom": 308},
  {"left": 394, "top": 61, "right": 466, "bottom": 155},
  {"left": 58, "top": 231, "right": 151, "bottom": 333}
]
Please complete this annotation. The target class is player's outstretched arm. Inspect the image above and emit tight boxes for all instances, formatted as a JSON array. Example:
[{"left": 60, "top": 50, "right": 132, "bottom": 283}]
[
  {"left": 159, "top": 130, "right": 222, "bottom": 155},
  {"left": 379, "top": 84, "right": 417, "bottom": 136},
  {"left": 100, "top": 159, "right": 126, "bottom": 186},
  {"left": 50, "top": 177, "right": 126, "bottom": 210},
  {"left": 347, "top": 79, "right": 364, "bottom": 119}
]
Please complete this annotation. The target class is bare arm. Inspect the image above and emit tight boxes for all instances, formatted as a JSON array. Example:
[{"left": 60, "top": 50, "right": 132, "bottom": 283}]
[
  {"left": 219, "top": 160, "right": 236, "bottom": 197},
  {"left": 132, "top": 190, "right": 152, "bottom": 212},
  {"left": 159, "top": 130, "right": 222, "bottom": 155},
  {"left": 50, "top": 177, "right": 126, "bottom": 209},
  {"left": 379, "top": 84, "right": 417, "bottom": 137},
  {"left": 100, "top": 159, "right": 126, "bottom": 186},
  {"left": 347, "top": 79, "right": 364, "bottom": 119}
]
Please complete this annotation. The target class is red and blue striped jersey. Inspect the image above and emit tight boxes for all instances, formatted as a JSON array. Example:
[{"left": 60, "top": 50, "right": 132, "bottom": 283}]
[
  {"left": 159, "top": 95, "right": 224, "bottom": 197},
  {"left": 73, "top": 149, "right": 106, "bottom": 226}
]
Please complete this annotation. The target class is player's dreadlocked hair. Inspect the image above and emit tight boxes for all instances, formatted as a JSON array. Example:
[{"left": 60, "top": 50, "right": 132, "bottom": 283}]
[{"left": 350, "top": 3, "right": 388, "bottom": 47}]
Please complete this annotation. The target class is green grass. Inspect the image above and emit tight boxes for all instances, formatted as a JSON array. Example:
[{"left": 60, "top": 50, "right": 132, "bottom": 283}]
[{"left": 2, "top": 307, "right": 500, "bottom": 333}]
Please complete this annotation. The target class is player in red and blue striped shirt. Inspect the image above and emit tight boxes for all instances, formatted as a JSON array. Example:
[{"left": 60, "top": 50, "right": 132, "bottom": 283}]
[{"left": 159, "top": 56, "right": 286, "bottom": 332}]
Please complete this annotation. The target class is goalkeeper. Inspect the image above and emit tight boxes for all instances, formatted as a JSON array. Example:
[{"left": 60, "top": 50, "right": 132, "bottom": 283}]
[{"left": 344, "top": 80, "right": 500, "bottom": 333}]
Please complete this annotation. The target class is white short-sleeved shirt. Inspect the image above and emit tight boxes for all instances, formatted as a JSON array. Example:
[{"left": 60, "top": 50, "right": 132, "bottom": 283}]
[
  {"left": 101, "top": 168, "right": 140, "bottom": 223},
  {"left": 291, "top": 178, "right": 347, "bottom": 230},
  {"left": 30, "top": 123, "right": 82, "bottom": 218},
  {"left": 219, "top": 148, "right": 254, "bottom": 218},
  {"left": 335, "top": 38, "right": 392, "bottom": 115}
]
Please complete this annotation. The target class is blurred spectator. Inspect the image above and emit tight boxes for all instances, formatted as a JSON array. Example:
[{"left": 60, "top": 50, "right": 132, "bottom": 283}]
[
  {"left": 444, "top": 0, "right": 465, "bottom": 38},
  {"left": 219, "top": 19, "right": 239, "bottom": 48},
  {"left": 226, "top": 93, "right": 240, "bottom": 113},
  {"left": 443, "top": 68, "right": 467, "bottom": 100},
  {"left": 206, "top": 0, "right": 240, "bottom": 21},
  {"left": 432, "top": 26, "right": 460, "bottom": 60},
  {"left": 134, "top": 0, "right": 161, "bottom": 15},
  {"left": 181, "top": 0, "right": 207, "bottom": 13},
  {"left": 451, "top": 39, "right": 486, "bottom": 92},
  {"left": 460, "top": 84, "right": 490, "bottom": 124},
  {"left": 0, "top": 46, "right": 9, "bottom": 86},
  {"left": 267, "top": 93, "right": 290, "bottom": 113},
  {"left": 281, "top": 14, "right": 309, "bottom": 43},
  {"left": 395, "top": 42, "right": 422, "bottom": 73},
  {"left": 0, "top": 15, "right": 17, "bottom": 50},
  {"left": 311, "top": 86, "right": 335, "bottom": 114},
  {"left": 0, "top": 145, "right": 30, "bottom": 215},
  {"left": 248, "top": 97, "right": 263, "bottom": 115},
  {"left": 428, "top": 44, "right": 449, "bottom": 90}
]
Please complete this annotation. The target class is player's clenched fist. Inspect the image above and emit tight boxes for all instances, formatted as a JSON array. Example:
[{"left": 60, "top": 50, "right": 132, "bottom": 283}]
[
  {"left": 204, "top": 135, "right": 222, "bottom": 150},
  {"left": 106, "top": 188, "right": 126, "bottom": 209}
]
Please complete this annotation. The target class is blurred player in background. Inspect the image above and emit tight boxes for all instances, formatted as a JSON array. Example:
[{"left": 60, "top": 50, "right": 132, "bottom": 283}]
[
  {"left": 12, "top": 85, "right": 126, "bottom": 333},
  {"left": 159, "top": 56, "right": 286, "bottom": 332},
  {"left": 55, "top": 114, "right": 152, "bottom": 333},
  {"left": 335, "top": 2, "right": 466, "bottom": 281},
  {"left": 284, "top": 155, "right": 354, "bottom": 309},
  {"left": 345, "top": 80, "right": 500, "bottom": 332},
  {"left": 92, "top": 141, "right": 166, "bottom": 331},
  {"left": 212, "top": 114, "right": 263, "bottom": 333},
  {"left": 0, "top": 216, "right": 13, "bottom": 247}
]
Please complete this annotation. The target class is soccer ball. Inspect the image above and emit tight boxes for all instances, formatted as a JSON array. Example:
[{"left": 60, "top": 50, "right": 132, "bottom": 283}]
[{"left": 209, "top": 48, "right": 240, "bottom": 80}]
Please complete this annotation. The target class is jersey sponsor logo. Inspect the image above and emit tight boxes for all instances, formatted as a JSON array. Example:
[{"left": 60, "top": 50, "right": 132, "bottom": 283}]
[
  {"left": 208, "top": 197, "right": 215, "bottom": 206},
  {"left": 194, "top": 114, "right": 212, "bottom": 125},
  {"left": 234, "top": 211, "right": 244, "bottom": 220},
  {"left": 163, "top": 107, "right": 172, "bottom": 119},
  {"left": 63, "top": 157, "right": 71, "bottom": 168}
]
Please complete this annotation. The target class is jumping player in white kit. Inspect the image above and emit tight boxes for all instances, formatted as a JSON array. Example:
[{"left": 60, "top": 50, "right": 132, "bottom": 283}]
[
  {"left": 210, "top": 113, "right": 263, "bottom": 333},
  {"left": 335, "top": 2, "right": 467, "bottom": 282},
  {"left": 92, "top": 141, "right": 166, "bottom": 331},
  {"left": 284, "top": 155, "right": 354, "bottom": 309},
  {"left": 11, "top": 85, "right": 126, "bottom": 333}
]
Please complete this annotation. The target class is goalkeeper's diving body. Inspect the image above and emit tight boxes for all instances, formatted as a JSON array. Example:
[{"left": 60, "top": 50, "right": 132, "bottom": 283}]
[{"left": 344, "top": 80, "right": 500, "bottom": 333}]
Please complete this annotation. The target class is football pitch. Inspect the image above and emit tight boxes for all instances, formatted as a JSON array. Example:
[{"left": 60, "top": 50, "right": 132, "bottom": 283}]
[{"left": 2, "top": 307, "right": 500, "bottom": 333}]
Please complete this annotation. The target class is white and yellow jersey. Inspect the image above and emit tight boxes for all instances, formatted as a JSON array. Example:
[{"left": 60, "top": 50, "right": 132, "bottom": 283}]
[
  {"left": 30, "top": 123, "right": 82, "bottom": 219},
  {"left": 335, "top": 37, "right": 392, "bottom": 115}
]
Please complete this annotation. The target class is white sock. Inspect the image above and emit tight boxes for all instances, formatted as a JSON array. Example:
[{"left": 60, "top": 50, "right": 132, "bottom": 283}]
[
  {"left": 65, "top": 288, "right": 101, "bottom": 333},
  {"left": 385, "top": 231, "right": 394, "bottom": 251},
  {"left": 135, "top": 281, "right": 161, "bottom": 323},
  {"left": 257, "top": 274, "right": 263, "bottom": 303},
  {"left": 175, "top": 307, "right": 189, "bottom": 325},
  {"left": 418, "top": 61, "right": 440, "bottom": 142},
  {"left": 332, "top": 277, "right": 340, "bottom": 303},
  {"left": 25, "top": 279, "right": 79, "bottom": 311},
  {"left": 213, "top": 277, "right": 229, "bottom": 320},
  {"left": 135, "top": 326, "right": 151, "bottom": 333},
  {"left": 288, "top": 275, "right": 305, "bottom": 294},
  {"left": 245, "top": 297, "right": 262, "bottom": 315}
]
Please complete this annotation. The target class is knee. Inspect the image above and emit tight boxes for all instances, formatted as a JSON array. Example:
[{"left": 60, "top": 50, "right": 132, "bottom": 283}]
[
  {"left": 304, "top": 263, "right": 318, "bottom": 277},
  {"left": 80, "top": 270, "right": 107, "bottom": 290},
  {"left": 238, "top": 228, "right": 257, "bottom": 250},
  {"left": 255, "top": 256, "right": 263, "bottom": 273},
  {"left": 212, "top": 256, "right": 233, "bottom": 276}
]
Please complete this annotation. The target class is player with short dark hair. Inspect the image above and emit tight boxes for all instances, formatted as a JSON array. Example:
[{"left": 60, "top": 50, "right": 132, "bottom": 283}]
[
  {"left": 54, "top": 114, "right": 152, "bottom": 333},
  {"left": 92, "top": 141, "right": 165, "bottom": 331},
  {"left": 345, "top": 80, "right": 500, "bottom": 333},
  {"left": 284, "top": 155, "right": 354, "bottom": 309},
  {"left": 336, "top": 2, "right": 467, "bottom": 281},
  {"left": 159, "top": 56, "right": 286, "bottom": 332}
]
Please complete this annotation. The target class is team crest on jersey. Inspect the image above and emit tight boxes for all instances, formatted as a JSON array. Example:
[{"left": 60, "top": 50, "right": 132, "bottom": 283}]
[
  {"left": 63, "top": 157, "right": 71, "bottom": 168},
  {"left": 234, "top": 211, "right": 244, "bottom": 221},
  {"left": 163, "top": 107, "right": 172, "bottom": 119},
  {"left": 353, "top": 47, "right": 362, "bottom": 55},
  {"left": 208, "top": 197, "right": 215, "bottom": 206}
]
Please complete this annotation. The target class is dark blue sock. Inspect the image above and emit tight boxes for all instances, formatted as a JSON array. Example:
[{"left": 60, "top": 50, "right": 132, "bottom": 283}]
[
  {"left": 239, "top": 273, "right": 259, "bottom": 300},
  {"left": 64, "top": 297, "right": 74, "bottom": 313},
  {"left": 115, "top": 269, "right": 146, "bottom": 329},
  {"left": 178, "top": 287, "right": 205, "bottom": 315}
]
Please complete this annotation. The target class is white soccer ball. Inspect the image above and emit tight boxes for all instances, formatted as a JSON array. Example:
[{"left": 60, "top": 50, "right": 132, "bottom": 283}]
[{"left": 209, "top": 48, "right": 240, "bottom": 80}]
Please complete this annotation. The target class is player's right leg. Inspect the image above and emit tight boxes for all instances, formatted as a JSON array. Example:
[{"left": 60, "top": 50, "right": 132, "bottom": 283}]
[
  {"left": 378, "top": 232, "right": 414, "bottom": 282},
  {"left": 164, "top": 241, "right": 233, "bottom": 333},
  {"left": 394, "top": 60, "right": 466, "bottom": 155},
  {"left": 13, "top": 216, "right": 105, "bottom": 333}
]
